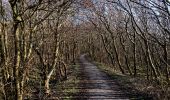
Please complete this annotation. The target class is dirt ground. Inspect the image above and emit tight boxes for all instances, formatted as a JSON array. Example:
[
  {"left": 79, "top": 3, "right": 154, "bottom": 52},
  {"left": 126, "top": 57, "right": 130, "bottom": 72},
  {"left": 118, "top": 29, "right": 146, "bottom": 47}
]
[{"left": 72, "top": 54, "right": 130, "bottom": 100}]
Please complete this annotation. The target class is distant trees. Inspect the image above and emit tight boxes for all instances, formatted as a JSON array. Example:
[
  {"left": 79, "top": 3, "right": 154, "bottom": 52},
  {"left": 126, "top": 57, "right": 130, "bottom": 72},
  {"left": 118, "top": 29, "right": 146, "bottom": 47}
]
[
  {"left": 73, "top": 1, "right": 170, "bottom": 99},
  {"left": 80, "top": 0, "right": 170, "bottom": 84},
  {"left": 0, "top": 0, "right": 170, "bottom": 99}
]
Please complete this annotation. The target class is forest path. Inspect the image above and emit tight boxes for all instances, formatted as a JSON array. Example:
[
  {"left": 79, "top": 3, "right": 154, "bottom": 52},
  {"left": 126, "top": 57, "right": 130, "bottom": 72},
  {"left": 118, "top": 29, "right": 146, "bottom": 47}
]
[{"left": 75, "top": 54, "right": 129, "bottom": 100}]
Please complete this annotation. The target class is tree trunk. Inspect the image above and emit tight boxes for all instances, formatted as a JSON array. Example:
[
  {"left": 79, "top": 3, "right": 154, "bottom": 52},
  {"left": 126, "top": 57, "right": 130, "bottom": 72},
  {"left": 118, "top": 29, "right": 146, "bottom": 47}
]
[
  {"left": 144, "top": 40, "right": 158, "bottom": 80},
  {"left": 113, "top": 39, "right": 125, "bottom": 74},
  {"left": 13, "top": 22, "right": 23, "bottom": 100},
  {"left": 162, "top": 42, "right": 169, "bottom": 82},
  {"left": 133, "top": 33, "right": 137, "bottom": 77},
  {"left": 44, "top": 66, "right": 55, "bottom": 94},
  {"left": 120, "top": 36, "right": 132, "bottom": 75},
  {"left": 100, "top": 34, "right": 115, "bottom": 68},
  {"left": 9, "top": 1, "right": 23, "bottom": 99}
]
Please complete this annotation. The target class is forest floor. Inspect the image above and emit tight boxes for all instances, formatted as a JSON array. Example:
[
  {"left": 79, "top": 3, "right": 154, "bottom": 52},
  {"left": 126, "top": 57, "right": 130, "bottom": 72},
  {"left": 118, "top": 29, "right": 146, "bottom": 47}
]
[{"left": 54, "top": 54, "right": 153, "bottom": 100}]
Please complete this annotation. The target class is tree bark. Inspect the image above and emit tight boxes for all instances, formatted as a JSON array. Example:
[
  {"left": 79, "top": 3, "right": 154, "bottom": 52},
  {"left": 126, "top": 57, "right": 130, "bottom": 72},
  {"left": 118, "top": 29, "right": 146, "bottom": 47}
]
[
  {"left": 113, "top": 39, "right": 125, "bottom": 74},
  {"left": 144, "top": 40, "right": 158, "bottom": 80}
]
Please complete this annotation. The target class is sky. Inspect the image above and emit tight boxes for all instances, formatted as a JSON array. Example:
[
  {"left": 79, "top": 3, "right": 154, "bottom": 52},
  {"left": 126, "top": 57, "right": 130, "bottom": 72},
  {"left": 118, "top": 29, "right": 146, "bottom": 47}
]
[{"left": 0, "top": 0, "right": 12, "bottom": 21}]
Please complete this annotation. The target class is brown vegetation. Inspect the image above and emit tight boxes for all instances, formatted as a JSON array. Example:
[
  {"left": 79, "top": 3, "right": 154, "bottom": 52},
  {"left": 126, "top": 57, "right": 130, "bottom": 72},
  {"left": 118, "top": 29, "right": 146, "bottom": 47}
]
[{"left": 0, "top": 0, "right": 170, "bottom": 99}]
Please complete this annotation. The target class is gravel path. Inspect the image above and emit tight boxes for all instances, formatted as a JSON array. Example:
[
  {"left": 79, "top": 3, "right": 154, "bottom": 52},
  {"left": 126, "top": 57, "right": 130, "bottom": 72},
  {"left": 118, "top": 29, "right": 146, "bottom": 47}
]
[{"left": 76, "top": 54, "right": 129, "bottom": 100}]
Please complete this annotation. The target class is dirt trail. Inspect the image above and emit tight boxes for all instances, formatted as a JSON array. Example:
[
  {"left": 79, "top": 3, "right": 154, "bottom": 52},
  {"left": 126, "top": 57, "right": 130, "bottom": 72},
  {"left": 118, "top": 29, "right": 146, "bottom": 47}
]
[{"left": 75, "top": 54, "right": 129, "bottom": 100}]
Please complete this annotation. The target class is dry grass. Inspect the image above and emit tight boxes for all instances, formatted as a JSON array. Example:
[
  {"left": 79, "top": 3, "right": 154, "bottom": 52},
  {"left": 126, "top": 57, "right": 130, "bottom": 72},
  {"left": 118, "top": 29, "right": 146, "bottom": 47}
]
[{"left": 96, "top": 62, "right": 170, "bottom": 100}]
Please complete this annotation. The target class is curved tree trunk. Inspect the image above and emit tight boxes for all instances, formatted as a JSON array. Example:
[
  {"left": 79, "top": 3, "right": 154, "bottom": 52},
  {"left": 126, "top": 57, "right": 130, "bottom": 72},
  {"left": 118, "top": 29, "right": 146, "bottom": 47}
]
[{"left": 113, "top": 39, "right": 125, "bottom": 74}]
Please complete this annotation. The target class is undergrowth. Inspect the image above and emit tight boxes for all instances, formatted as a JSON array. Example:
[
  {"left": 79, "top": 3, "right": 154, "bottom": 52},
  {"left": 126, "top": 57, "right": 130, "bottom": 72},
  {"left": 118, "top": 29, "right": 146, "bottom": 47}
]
[{"left": 95, "top": 62, "right": 170, "bottom": 100}]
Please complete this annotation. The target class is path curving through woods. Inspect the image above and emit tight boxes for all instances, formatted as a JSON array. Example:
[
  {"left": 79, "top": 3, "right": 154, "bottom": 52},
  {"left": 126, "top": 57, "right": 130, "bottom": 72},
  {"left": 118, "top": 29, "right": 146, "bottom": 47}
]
[{"left": 75, "top": 54, "right": 129, "bottom": 100}]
